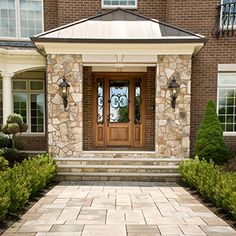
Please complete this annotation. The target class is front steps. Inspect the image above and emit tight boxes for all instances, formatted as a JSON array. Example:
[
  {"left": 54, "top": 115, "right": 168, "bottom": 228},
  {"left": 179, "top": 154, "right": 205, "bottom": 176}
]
[{"left": 56, "top": 156, "right": 183, "bottom": 182}]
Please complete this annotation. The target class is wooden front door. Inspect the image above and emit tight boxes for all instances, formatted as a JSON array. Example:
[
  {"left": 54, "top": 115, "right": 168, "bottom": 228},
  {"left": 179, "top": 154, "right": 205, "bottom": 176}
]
[{"left": 93, "top": 73, "right": 145, "bottom": 148}]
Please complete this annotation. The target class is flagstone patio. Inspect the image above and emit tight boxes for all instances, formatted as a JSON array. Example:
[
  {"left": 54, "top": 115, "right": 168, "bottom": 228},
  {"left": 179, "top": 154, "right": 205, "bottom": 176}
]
[{"left": 3, "top": 182, "right": 236, "bottom": 236}]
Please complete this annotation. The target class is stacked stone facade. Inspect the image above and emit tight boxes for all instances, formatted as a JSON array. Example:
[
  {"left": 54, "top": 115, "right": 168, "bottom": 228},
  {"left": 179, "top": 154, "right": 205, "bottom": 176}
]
[
  {"left": 47, "top": 54, "right": 83, "bottom": 157},
  {"left": 156, "top": 55, "right": 191, "bottom": 158}
]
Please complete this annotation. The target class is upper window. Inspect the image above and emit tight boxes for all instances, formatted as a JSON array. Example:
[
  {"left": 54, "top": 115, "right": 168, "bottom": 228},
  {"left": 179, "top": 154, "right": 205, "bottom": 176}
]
[
  {"left": 221, "top": 0, "right": 236, "bottom": 28},
  {"left": 0, "top": 0, "right": 43, "bottom": 39},
  {"left": 102, "top": 0, "right": 137, "bottom": 8},
  {"left": 217, "top": 73, "right": 236, "bottom": 134}
]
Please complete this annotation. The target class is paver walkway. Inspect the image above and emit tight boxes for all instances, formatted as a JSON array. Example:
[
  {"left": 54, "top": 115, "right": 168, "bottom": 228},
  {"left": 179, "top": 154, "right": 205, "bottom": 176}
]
[{"left": 3, "top": 182, "right": 236, "bottom": 236}]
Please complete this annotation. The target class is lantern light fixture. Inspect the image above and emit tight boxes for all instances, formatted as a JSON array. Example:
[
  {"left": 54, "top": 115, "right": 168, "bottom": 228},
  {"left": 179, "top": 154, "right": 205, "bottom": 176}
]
[
  {"left": 168, "top": 76, "right": 180, "bottom": 109},
  {"left": 59, "top": 77, "right": 70, "bottom": 109}
]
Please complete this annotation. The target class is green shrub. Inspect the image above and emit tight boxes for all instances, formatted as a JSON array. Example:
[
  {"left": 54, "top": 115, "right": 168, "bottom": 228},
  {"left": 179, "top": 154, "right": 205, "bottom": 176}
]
[
  {"left": 0, "top": 156, "right": 8, "bottom": 171},
  {"left": 2, "top": 148, "right": 28, "bottom": 167},
  {"left": 6, "top": 164, "right": 31, "bottom": 212},
  {"left": 0, "top": 132, "right": 11, "bottom": 148},
  {"left": 2, "top": 113, "right": 28, "bottom": 149},
  {"left": 180, "top": 157, "right": 236, "bottom": 219},
  {"left": 0, "top": 154, "right": 57, "bottom": 221},
  {"left": 0, "top": 172, "right": 10, "bottom": 221},
  {"left": 195, "top": 100, "right": 229, "bottom": 164},
  {"left": 7, "top": 113, "right": 23, "bottom": 126}
]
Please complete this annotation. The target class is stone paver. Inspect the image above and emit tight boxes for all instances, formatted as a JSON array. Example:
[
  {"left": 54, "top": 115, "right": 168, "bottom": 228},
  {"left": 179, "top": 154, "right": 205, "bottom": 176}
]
[{"left": 2, "top": 182, "right": 236, "bottom": 236}]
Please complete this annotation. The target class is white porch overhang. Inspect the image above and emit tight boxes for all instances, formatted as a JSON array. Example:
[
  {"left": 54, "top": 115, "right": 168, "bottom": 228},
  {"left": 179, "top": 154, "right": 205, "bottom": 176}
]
[
  {"left": 31, "top": 8, "right": 207, "bottom": 66},
  {"left": 0, "top": 47, "right": 45, "bottom": 76}
]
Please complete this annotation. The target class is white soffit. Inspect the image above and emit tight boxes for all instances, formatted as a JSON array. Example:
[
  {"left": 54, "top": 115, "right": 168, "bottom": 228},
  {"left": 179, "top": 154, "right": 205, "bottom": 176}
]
[
  {"left": 92, "top": 66, "right": 148, "bottom": 72},
  {"left": 35, "top": 42, "right": 203, "bottom": 56}
]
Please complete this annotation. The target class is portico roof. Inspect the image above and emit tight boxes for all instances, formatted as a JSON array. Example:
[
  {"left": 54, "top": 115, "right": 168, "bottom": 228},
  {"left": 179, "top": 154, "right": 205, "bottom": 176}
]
[{"left": 31, "top": 8, "right": 206, "bottom": 44}]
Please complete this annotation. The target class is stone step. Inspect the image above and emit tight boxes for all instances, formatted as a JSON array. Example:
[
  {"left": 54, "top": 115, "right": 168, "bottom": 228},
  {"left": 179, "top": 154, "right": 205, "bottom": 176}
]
[
  {"left": 56, "top": 172, "right": 181, "bottom": 182},
  {"left": 81, "top": 151, "right": 156, "bottom": 158},
  {"left": 56, "top": 158, "right": 183, "bottom": 166},
  {"left": 56, "top": 157, "right": 183, "bottom": 182},
  {"left": 57, "top": 165, "right": 179, "bottom": 173}
]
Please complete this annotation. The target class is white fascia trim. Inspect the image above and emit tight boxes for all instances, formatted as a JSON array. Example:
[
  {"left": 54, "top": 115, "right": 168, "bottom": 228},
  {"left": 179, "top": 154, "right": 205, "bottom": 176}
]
[
  {"left": 218, "top": 64, "right": 236, "bottom": 72},
  {"left": 0, "top": 48, "right": 45, "bottom": 75},
  {"left": 0, "top": 47, "right": 39, "bottom": 55},
  {"left": 92, "top": 66, "right": 148, "bottom": 72},
  {"left": 223, "top": 132, "right": 236, "bottom": 136},
  {"left": 35, "top": 42, "right": 204, "bottom": 55}
]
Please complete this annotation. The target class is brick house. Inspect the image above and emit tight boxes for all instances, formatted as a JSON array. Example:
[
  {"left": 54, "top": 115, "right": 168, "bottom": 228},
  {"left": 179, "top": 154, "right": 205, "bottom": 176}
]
[{"left": 0, "top": 0, "right": 235, "bottom": 179}]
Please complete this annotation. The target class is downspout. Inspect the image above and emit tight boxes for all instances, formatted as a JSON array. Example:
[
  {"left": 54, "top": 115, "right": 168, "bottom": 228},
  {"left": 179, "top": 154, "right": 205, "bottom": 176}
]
[{"left": 35, "top": 47, "right": 49, "bottom": 154}]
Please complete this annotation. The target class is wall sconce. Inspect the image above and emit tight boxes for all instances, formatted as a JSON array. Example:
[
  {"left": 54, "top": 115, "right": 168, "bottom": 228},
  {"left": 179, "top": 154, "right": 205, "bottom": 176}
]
[
  {"left": 59, "top": 77, "right": 70, "bottom": 109},
  {"left": 168, "top": 76, "right": 180, "bottom": 109}
]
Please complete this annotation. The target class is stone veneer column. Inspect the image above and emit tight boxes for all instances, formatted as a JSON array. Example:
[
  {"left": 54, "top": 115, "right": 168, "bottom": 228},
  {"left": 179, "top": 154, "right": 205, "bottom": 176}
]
[
  {"left": 47, "top": 54, "right": 83, "bottom": 157},
  {"left": 155, "top": 55, "right": 191, "bottom": 158}
]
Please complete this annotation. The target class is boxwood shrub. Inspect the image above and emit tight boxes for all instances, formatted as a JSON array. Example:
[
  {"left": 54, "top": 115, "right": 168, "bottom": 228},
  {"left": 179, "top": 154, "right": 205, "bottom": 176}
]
[
  {"left": 180, "top": 157, "right": 236, "bottom": 219},
  {"left": 0, "top": 154, "right": 57, "bottom": 221}
]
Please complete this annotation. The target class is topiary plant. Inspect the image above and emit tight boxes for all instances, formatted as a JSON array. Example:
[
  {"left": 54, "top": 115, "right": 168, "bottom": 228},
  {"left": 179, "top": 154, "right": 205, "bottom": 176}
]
[
  {"left": 2, "top": 113, "right": 28, "bottom": 149},
  {"left": 195, "top": 100, "right": 229, "bottom": 164},
  {"left": 0, "top": 132, "right": 11, "bottom": 148}
]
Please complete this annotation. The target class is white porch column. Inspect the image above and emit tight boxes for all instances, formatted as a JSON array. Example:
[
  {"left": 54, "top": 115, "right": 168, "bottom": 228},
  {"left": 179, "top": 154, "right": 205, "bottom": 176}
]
[{"left": 2, "top": 73, "right": 13, "bottom": 124}]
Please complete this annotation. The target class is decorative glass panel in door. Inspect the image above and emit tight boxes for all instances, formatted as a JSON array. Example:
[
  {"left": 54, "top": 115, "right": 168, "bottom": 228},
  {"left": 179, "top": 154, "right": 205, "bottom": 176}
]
[
  {"left": 107, "top": 79, "right": 132, "bottom": 146},
  {"left": 109, "top": 80, "right": 129, "bottom": 123}
]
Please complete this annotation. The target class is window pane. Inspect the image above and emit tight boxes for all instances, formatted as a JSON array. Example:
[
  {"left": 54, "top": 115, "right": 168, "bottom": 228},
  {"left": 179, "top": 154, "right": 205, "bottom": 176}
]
[
  {"left": 97, "top": 80, "right": 104, "bottom": 123},
  {"left": 103, "top": 0, "right": 136, "bottom": 7},
  {"left": 13, "top": 93, "right": 27, "bottom": 123},
  {"left": 135, "top": 81, "right": 141, "bottom": 123},
  {"left": 0, "top": 0, "right": 16, "bottom": 37},
  {"left": 13, "top": 80, "right": 27, "bottom": 90},
  {"left": 218, "top": 79, "right": 236, "bottom": 132},
  {"left": 109, "top": 80, "right": 129, "bottom": 123},
  {"left": 30, "top": 93, "right": 44, "bottom": 133},
  {"left": 218, "top": 73, "right": 236, "bottom": 86},
  {"left": 218, "top": 85, "right": 236, "bottom": 132},
  {"left": 19, "top": 0, "right": 43, "bottom": 38},
  {"left": 30, "top": 80, "right": 44, "bottom": 90},
  {"left": 222, "top": 0, "right": 236, "bottom": 27}
]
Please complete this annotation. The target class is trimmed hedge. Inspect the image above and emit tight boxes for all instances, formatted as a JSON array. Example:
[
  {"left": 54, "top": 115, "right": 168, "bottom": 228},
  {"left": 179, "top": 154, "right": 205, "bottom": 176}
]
[
  {"left": 180, "top": 157, "right": 236, "bottom": 219},
  {"left": 0, "top": 154, "right": 57, "bottom": 221}
]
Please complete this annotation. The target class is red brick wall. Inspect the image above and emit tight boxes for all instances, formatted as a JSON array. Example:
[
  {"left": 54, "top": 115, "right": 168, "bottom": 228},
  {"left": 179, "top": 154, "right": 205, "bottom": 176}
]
[
  {"left": 83, "top": 67, "right": 93, "bottom": 150},
  {"left": 145, "top": 67, "right": 156, "bottom": 151},
  {"left": 44, "top": 0, "right": 58, "bottom": 31},
  {"left": 44, "top": 0, "right": 166, "bottom": 29},
  {"left": 166, "top": 0, "right": 236, "bottom": 153},
  {"left": 15, "top": 135, "right": 47, "bottom": 151}
]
